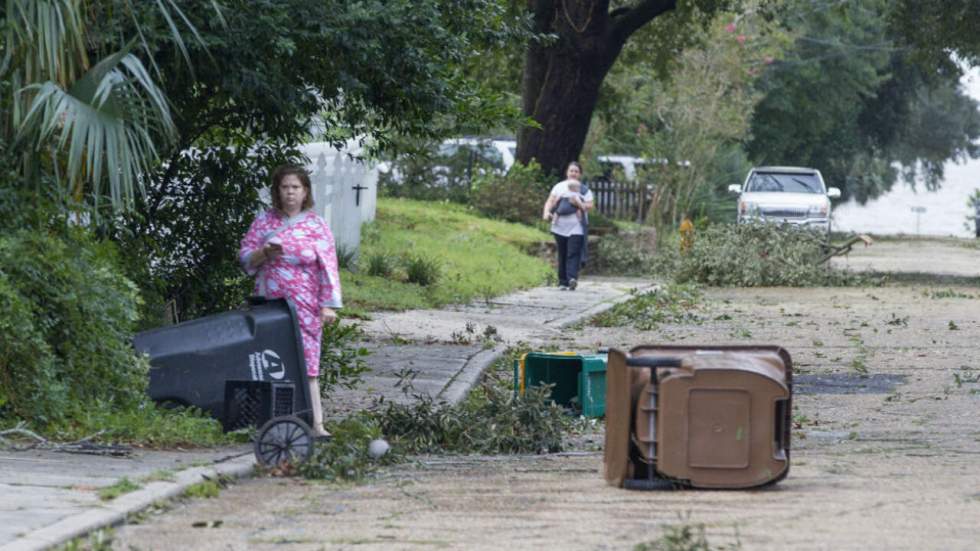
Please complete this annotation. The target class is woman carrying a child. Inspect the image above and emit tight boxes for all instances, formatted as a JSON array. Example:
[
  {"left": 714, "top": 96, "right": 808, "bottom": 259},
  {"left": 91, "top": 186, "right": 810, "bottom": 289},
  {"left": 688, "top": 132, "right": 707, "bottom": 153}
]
[{"left": 542, "top": 161, "right": 593, "bottom": 290}]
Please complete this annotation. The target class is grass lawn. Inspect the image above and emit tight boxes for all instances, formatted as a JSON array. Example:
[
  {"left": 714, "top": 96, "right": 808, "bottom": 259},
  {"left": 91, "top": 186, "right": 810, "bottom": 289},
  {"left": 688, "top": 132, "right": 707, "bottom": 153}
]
[{"left": 342, "top": 198, "right": 552, "bottom": 313}]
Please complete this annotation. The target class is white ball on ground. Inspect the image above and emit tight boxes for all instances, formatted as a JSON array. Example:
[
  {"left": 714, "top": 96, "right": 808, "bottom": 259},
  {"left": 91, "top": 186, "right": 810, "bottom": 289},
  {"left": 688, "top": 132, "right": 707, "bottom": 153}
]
[{"left": 368, "top": 438, "right": 390, "bottom": 459}]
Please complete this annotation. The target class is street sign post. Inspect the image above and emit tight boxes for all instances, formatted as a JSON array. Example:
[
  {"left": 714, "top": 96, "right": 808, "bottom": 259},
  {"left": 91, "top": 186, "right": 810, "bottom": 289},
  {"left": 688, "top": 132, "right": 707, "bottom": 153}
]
[{"left": 911, "top": 206, "right": 926, "bottom": 235}]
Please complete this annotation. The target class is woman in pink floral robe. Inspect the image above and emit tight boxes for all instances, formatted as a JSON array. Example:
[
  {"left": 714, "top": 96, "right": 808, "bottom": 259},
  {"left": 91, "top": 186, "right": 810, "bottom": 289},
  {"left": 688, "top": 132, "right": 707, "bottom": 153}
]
[{"left": 239, "top": 165, "right": 342, "bottom": 437}]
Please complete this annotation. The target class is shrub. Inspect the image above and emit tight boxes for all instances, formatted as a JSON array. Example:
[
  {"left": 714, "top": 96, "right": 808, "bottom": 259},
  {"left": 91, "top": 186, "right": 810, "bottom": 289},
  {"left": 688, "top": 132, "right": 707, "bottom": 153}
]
[
  {"left": 591, "top": 232, "right": 656, "bottom": 275},
  {"left": 0, "top": 231, "right": 147, "bottom": 426},
  {"left": 0, "top": 271, "right": 62, "bottom": 423},
  {"left": 471, "top": 161, "right": 551, "bottom": 225},
  {"left": 318, "top": 319, "right": 371, "bottom": 399},
  {"left": 674, "top": 222, "right": 865, "bottom": 287},
  {"left": 403, "top": 254, "right": 441, "bottom": 286},
  {"left": 365, "top": 252, "right": 395, "bottom": 278}
]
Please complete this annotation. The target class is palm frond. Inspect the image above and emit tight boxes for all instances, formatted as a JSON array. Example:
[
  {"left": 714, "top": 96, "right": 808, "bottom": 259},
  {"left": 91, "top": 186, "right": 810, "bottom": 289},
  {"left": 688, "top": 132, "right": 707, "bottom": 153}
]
[
  {"left": 17, "top": 51, "right": 176, "bottom": 211},
  {"left": 2, "top": 0, "right": 87, "bottom": 86}
]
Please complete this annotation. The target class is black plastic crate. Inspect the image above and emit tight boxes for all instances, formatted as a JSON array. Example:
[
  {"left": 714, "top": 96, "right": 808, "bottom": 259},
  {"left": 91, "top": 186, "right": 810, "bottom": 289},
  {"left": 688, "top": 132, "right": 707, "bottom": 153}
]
[{"left": 222, "top": 380, "right": 297, "bottom": 432}]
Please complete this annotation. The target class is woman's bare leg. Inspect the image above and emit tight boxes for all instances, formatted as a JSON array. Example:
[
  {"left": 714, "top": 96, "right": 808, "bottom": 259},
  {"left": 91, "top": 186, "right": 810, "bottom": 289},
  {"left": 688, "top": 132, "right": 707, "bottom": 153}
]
[{"left": 307, "top": 377, "right": 330, "bottom": 436}]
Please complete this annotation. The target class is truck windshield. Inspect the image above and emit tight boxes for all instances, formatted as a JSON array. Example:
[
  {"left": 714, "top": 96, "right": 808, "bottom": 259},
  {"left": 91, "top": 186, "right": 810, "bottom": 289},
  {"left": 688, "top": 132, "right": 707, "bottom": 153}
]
[{"left": 746, "top": 173, "right": 823, "bottom": 194}]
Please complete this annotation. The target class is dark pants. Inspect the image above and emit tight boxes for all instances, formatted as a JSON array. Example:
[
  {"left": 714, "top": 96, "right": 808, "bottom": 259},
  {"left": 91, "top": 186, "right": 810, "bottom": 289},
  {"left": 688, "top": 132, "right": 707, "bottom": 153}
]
[{"left": 554, "top": 233, "right": 584, "bottom": 286}]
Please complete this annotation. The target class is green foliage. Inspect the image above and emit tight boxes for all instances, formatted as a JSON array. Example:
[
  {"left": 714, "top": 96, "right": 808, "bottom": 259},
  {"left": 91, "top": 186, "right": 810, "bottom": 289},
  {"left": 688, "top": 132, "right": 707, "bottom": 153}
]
[
  {"left": 0, "top": 230, "right": 227, "bottom": 445},
  {"left": 298, "top": 414, "right": 387, "bottom": 482},
  {"left": 372, "top": 366, "right": 568, "bottom": 456},
  {"left": 344, "top": 198, "right": 551, "bottom": 311},
  {"left": 470, "top": 161, "right": 551, "bottom": 224},
  {"left": 365, "top": 253, "right": 395, "bottom": 278},
  {"left": 113, "top": 145, "right": 298, "bottom": 326},
  {"left": 58, "top": 528, "right": 115, "bottom": 551},
  {"left": 673, "top": 223, "right": 865, "bottom": 287},
  {"left": 404, "top": 254, "right": 442, "bottom": 287},
  {"left": 889, "top": 0, "right": 980, "bottom": 70},
  {"left": 748, "top": 0, "right": 980, "bottom": 203},
  {"left": 588, "top": 9, "right": 785, "bottom": 228},
  {"left": 0, "top": 0, "right": 206, "bottom": 214},
  {"left": 517, "top": 0, "right": 732, "bottom": 176},
  {"left": 182, "top": 479, "right": 222, "bottom": 499},
  {"left": 379, "top": 138, "right": 508, "bottom": 203},
  {"left": 49, "top": 403, "right": 227, "bottom": 447},
  {"left": 591, "top": 232, "right": 657, "bottom": 276},
  {"left": 634, "top": 522, "right": 741, "bottom": 551},
  {"left": 0, "top": 231, "right": 144, "bottom": 425},
  {"left": 966, "top": 189, "right": 980, "bottom": 235},
  {"left": 335, "top": 245, "right": 358, "bottom": 272},
  {"left": 591, "top": 284, "right": 704, "bottom": 330},
  {"left": 318, "top": 320, "right": 370, "bottom": 399}
]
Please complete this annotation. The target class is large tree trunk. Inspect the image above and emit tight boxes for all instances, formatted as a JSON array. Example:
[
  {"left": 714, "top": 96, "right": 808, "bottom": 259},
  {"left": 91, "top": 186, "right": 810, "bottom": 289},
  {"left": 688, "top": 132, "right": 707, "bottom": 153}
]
[{"left": 516, "top": 0, "right": 678, "bottom": 177}]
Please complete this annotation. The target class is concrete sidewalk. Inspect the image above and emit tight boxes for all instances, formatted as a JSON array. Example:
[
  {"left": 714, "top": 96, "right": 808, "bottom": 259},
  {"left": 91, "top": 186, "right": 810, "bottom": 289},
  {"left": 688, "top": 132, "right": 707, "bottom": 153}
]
[{"left": 1, "top": 277, "right": 649, "bottom": 550}]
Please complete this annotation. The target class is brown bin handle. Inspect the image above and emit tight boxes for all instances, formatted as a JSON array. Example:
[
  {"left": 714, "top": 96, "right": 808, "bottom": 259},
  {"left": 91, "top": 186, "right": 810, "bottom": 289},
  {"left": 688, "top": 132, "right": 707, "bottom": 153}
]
[
  {"left": 774, "top": 398, "right": 789, "bottom": 459},
  {"left": 625, "top": 356, "right": 683, "bottom": 369}
]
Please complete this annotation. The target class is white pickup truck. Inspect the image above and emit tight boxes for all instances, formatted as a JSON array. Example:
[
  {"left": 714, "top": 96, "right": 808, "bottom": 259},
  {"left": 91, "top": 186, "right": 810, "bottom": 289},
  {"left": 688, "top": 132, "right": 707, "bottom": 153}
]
[{"left": 728, "top": 166, "right": 841, "bottom": 234}]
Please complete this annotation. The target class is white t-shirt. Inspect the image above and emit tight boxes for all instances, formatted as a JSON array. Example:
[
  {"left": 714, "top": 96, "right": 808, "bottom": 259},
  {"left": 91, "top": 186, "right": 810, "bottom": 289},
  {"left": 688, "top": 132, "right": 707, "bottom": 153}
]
[{"left": 549, "top": 180, "right": 593, "bottom": 237}]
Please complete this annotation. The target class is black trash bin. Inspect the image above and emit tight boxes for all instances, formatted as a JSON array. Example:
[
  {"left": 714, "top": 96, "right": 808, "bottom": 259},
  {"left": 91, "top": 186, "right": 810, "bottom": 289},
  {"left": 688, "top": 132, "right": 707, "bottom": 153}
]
[{"left": 134, "top": 297, "right": 313, "bottom": 432}]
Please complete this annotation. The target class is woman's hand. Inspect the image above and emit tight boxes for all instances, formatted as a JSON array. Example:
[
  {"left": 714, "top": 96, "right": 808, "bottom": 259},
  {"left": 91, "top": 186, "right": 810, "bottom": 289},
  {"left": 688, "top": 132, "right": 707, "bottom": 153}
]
[
  {"left": 262, "top": 242, "right": 283, "bottom": 262},
  {"left": 320, "top": 307, "right": 338, "bottom": 325},
  {"left": 248, "top": 242, "right": 282, "bottom": 269}
]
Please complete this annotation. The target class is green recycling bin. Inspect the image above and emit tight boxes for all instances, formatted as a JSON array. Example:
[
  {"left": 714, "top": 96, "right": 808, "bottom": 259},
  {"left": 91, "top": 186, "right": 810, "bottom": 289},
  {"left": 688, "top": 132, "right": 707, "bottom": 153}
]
[{"left": 514, "top": 351, "right": 607, "bottom": 417}]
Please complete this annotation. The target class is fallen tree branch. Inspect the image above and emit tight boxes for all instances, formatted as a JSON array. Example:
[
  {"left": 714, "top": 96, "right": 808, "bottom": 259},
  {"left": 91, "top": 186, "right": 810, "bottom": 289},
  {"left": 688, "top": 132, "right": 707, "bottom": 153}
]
[{"left": 0, "top": 423, "right": 132, "bottom": 457}]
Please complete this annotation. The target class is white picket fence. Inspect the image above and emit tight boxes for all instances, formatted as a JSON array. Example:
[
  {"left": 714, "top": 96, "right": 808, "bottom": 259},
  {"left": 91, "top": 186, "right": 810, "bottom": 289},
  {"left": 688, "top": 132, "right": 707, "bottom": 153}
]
[{"left": 297, "top": 141, "right": 378, "bottom": 254}]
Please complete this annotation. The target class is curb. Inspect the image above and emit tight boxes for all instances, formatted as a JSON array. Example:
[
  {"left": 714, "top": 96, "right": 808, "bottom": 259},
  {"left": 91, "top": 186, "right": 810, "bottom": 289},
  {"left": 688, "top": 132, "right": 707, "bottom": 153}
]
[
  {"left": 547, "top": 281, "right": 658, "bottom": 328},
  {"left": 437, "top": 281, "right": 657, "bottom": 403},
  {"left": 437, "top": 345, "right": 508, "bottom": 404},
  {"left": 2, "top": 454, "right": 255, "bottom": 551}
]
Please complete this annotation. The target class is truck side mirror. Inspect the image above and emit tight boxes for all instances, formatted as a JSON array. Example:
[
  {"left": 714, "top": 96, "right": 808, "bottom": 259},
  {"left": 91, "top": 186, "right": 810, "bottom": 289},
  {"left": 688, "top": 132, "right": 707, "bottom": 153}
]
[
  {"left": 727, "top": 184, "right": 742, "bottom": 195},
  {"left": 827, "top": 187, "right": 841, "bottom": 199}
]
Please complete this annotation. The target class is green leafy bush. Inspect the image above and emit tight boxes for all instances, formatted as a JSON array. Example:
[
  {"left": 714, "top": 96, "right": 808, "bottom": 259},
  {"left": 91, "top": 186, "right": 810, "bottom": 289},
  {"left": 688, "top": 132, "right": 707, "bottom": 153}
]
[
  {"left": 591, "top": 232, "right": 656, "bottom": 275},
  {"left": 471, "top": 161, "right": 551, "bottom": 224},
  {"left": 674, "top": 223, "right": 865, "bottom": 287},
  {"left": 0, "top": 231, "right": 146, "bottom": 425},
  {"left": 318, "top": 320, "right": 371, "bottom": 398},
  {"left": 0, "top": 230, "right": 227, "bottom": 444},
  {"left": 403, "top": 254, "right": 442, "bottom": 286}
]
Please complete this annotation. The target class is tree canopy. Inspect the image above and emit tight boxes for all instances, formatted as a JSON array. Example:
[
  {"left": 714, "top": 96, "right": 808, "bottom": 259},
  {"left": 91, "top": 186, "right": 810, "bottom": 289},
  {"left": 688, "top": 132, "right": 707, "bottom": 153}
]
[
  {"left": 515, "top": 0, "right": 731, "bottom": 176},
  {"left": 747, "top": 0, "right": 980, "bottom": 203},
  {"left": 889, "top": 0, "right": 980, "bottom": 71}
]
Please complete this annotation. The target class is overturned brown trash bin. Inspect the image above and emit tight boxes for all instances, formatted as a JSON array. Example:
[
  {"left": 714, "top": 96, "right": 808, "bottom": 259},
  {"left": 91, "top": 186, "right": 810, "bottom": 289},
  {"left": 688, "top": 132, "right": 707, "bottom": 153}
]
[{"left": 604, "top": 345, "right": 792, "bottom": 490}]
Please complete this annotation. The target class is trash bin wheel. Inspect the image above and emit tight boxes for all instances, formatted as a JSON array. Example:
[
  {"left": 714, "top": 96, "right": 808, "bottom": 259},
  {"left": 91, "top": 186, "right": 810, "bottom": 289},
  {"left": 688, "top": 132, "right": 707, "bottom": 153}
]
[{"left": 254, "top": 415, "right": 315, "bottom": 468}]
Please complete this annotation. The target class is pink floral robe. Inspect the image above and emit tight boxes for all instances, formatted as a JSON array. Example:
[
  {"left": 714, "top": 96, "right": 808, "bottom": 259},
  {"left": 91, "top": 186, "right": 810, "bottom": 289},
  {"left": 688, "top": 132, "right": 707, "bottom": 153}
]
[{"left": 239, "top": 209, "right": 342, "bottom": 377}]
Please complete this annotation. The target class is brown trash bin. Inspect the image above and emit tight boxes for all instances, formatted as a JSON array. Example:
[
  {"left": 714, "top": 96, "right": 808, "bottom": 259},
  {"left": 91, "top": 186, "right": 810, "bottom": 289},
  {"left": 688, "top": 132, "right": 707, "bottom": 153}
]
[{"left": 604, "top": 345, "right": 792, "bottom": 490}]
